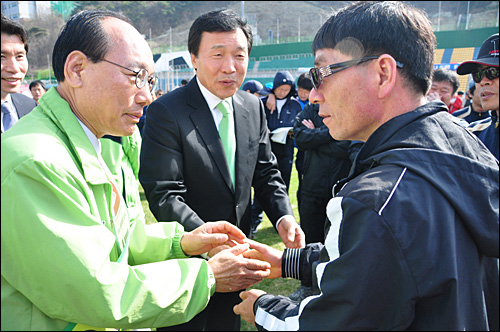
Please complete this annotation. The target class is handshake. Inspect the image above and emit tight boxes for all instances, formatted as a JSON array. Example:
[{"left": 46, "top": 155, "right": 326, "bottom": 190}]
[{"left": 180, "top": 221, "right": 288, "bottom": 293}]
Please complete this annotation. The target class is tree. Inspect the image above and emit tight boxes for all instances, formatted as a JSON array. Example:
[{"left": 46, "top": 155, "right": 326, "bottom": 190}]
[{"left": 23, "top": 13, "right": 66, "bottom": 81}]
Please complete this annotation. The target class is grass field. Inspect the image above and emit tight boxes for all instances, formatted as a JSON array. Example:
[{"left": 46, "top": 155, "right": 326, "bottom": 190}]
[{"left": 139, "top": 153, "right": 302, "bottom": 331}]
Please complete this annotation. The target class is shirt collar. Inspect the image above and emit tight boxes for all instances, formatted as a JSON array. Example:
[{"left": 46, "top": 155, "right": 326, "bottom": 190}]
[
  {"left": 196, "top": 76, "right": 233, "bottom": 111},
  {"left": 1, "top": 94, "right": 14, "bottom": 110},
  {"left": 75, "top": 116, "right": 101, "bottom": 155}
]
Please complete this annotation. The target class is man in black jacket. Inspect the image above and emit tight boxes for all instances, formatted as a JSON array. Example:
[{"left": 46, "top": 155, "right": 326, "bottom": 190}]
[
  {"left": 289, "top": 102, "right": 361, "bottom": 302},
  {"left": 234, "top": 2, "right": 499, "bottom": 330}
]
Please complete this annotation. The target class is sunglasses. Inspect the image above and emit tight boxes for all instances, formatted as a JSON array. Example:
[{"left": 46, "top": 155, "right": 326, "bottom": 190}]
[
  {"left": 309, "top": 56, "right": 404, "bottom": 90},
  {"left": 471, "top": 67, "right": 499, "bottom": 83}
]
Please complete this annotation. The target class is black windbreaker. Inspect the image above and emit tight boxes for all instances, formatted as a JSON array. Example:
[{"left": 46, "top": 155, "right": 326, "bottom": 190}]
[{"left": 254, "top": 101, "right": 499, "bottom": 330}]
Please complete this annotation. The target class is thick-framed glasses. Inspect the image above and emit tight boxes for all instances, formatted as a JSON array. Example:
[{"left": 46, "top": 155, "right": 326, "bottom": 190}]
[
  {"left": 309, "top": 56, "right": 404, "bottom": 90},
  {"left": 100, "top": 58, "right": 158, "bottom": 92},
  {"left": 471, "top": 66, "right": 499, "bottom": 83}
]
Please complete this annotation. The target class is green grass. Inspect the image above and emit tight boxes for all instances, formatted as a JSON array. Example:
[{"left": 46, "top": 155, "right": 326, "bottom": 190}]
[{"left": 139, "top": 152, "right": 302, "bottom": 331}]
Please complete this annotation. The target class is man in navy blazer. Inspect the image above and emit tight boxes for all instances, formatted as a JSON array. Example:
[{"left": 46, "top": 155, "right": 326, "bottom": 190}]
[
  {"left": 1, "top": 13, "right": 37, "bottom": 133},
  {"left": 139, "top": 9, "right": 305, "bottom": 331}
]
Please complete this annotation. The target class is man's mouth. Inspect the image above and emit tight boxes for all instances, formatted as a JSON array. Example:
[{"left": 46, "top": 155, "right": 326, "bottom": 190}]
[{"left": 2, "top": 78, "right": 21, "bottom": 82}]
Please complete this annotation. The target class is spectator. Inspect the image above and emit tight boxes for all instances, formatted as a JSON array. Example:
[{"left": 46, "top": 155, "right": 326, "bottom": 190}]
[
  {"left": 250, "top": 71, "right": 302, "bottom": 235},
  {"left": 139, "top": 9, "right": 304, "bottom": 331},
  {"left": 234, "top": 2, "right": 499, "bottom": 330},
  {"left": 29, "top": 80, "right": 47, "bottom": 103},
  {"left": 293, "top": 72, "right": 313, "bottom": 214},
  {"left": 463, "top": 81, "right": 474, "bottom": 107},
  {"left": 241, "top": 79, "right": 269, "bottom": 97},
  {"left": 1, "top": 10, "right": 271, "bottom": 331},
  {"left": 453, "top": 82, "right": 491, "bottom": 124},
  {"left": 180, "top": 78, "right": 188, "bottom": 87},
  {"left": 458, "top": 33, "right": 499, "bottom": 160},
  {"left": 1, "top": 13, "right": 37, "bottom": 133},
  {"left": 155, "top": 88, "right": 165, "bottom": 98},
  {"left": 449, "top": 90, "right": 464, "bottom": 113},
  {"left": 138, "top": 89, "right": 164, "bottom": 135},
  {"left": 426, "top": 67, "right": 460, "bottom": 113},
  {"left": 295, "top": 72, "right": 312, "bottom": 109},
  {"left": 266, "top": 70, "right": 302, "bottom": 189}
]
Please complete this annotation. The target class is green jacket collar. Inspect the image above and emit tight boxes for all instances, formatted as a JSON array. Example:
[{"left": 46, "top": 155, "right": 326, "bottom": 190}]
[{"left": 38, "top": 87, "right": 109, "bottom": 185}]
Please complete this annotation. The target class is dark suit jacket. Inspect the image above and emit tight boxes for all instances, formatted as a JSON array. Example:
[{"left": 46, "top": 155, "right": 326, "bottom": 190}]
[
  {"left": 12, "top": 93, "right": 37, "bottom": 118},
  {"left": 2, "top": 93, "right": 37, "bottom": 133},
  {"left": 139, "top": 78, "right": 293, "bottom": 235}
]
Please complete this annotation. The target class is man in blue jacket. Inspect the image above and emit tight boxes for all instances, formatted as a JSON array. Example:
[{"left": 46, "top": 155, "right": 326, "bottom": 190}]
[
  {"left": 234, "top": 2, "right": 499, "bottom": 330},
  {"left": 458, "top": 33, "right": 499, "bottom": 160},
  {"left": 250, "top": 71, "right": 302, "bottom": 234}
]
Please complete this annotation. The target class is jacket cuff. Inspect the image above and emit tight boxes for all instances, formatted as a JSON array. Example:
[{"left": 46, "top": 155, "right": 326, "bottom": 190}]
[
  {"left": 282, "top": 248, "right": 302, "bottom": 280},
  {"left": 172, "top": 232, "right": 190, "bottom": 258},
  {"left": 254, "top": 293, "right": 274, "bottom": 314}
]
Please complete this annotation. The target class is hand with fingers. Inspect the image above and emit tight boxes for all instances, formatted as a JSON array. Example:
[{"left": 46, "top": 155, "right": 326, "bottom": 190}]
[
  {"left": 243, "top": 239, "right": 283, "bottom": 279},
  {"left": 233, "top": 289, "right": 266, "bottom": 325},
  {"left": 208, "top": 243, "right": 271, "bottom": 293},
  {"left": 179, "top": 220, "right": 246, "bottom": 256},
  {"left": 277, "top": 216, "right": 305, "bottom": 248}
]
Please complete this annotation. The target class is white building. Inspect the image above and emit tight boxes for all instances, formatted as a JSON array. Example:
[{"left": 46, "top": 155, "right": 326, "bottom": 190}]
[{"left": 1, "top": 1, "right": 51, "bottom": 21}]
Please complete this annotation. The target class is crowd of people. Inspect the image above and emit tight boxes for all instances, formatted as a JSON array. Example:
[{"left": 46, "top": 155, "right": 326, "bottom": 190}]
[{"left": 1, "top": 1, "right": 498, "bottom": 331}]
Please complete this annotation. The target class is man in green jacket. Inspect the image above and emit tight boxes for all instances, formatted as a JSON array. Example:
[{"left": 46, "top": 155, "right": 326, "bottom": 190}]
[{"left": 1, "top": 10, "right": 270, "bottom": 331}]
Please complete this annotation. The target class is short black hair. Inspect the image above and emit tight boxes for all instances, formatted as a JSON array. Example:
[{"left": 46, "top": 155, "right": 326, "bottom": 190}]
[
  {"left": 312, "top": 1, "right": 435, "bottom": 95},
  {"left": 52, "top": 10, "right": 132, "bottom": 82},
  {"left": 297, "top": 73, "right": 313, "bottom": 91},
  {"left": 1, "top": 13, "right": 29, "bottom": 53},
  {"left": 432, "top": 68, "right": 460, "bottom": 95},
  {"left": 29, "top": 80, "right": 46, "bottom": 91},
  {"left": 188, "top": 9, "right": 253, "bottom": 58}
]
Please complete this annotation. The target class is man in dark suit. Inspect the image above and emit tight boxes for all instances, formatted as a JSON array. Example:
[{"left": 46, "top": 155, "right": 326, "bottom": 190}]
[
  {"left": 1, "top": 13, "right": 37, "bottom": 133},
  {"left": 139, "top": 9, "right": 305, "bottom": 331}
]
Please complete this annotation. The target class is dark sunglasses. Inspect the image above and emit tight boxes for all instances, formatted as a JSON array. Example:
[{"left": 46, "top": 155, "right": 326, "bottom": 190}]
[
  {"left": 471, "top": 67, "right": 499, "bottom": 83},
  {"left": 309, "top": 56, "right": 404, "bottom": 90}
]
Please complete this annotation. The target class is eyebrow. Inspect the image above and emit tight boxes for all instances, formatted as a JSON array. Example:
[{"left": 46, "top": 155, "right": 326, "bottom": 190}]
[
  {"left": 210, "top": 45, "right": 246, "bottom": 51},
  {"left": 314, "top": 54, "right": 328, "bottom": 67}
]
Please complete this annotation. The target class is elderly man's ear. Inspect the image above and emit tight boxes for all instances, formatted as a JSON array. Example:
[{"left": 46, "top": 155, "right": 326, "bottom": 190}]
[{"left": 64, "top": 50, "right": 88, "bottom": 88}]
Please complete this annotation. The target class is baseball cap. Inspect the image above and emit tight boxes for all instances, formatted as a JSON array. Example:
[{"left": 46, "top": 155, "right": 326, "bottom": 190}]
[
  {"left": 457, "top": 33, "right": 499, "bottom": 75},
  {"left": 242, "top": 80, "right": 269, "bottom": 96}
]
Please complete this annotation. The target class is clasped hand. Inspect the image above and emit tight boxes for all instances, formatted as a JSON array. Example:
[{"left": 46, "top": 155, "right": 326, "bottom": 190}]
[
  {"left": 179, "top": 221, "right": 273, "bottom": 293},
  {"left": 234, "top": 239, "right": 285, "bottom": 325}
]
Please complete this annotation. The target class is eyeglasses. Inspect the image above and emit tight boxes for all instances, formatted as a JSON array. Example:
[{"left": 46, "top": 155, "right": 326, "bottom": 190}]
[
  {"left": 309, "top": 56, "right": 404, "bottom": 90},
  {"left": 471, "top": 67, "right": 499, "bottom": 83},
  {"left": 100, "top": 58, "right": 158, "bottom": 92}
]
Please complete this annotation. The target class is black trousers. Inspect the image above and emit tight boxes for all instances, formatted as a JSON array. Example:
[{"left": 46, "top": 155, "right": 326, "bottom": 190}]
[
  {"left": 157, "top": 291, "right": 241, "bottom": 331},
  {"left": 299, "top": 193, "right": 329, "bottom": 245}
]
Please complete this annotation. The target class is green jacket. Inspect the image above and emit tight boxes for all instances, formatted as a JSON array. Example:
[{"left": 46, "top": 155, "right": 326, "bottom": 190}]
[
  {"left": 1, "top": 87, "right": 215, "bottom": 331},
  {"left": 100, "top": 131, "right": 144, "bottom": 224}
]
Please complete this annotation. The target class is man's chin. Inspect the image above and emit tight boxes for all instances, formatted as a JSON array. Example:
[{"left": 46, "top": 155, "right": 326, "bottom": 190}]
[{"left": 1, "top": 85, "right": 21, "bottom": 97}]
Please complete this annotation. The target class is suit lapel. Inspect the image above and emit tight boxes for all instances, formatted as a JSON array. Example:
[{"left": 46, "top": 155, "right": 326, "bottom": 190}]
[
  {"left": 232, "top": 92, "right": 250, "bottom": 199},
  {"left": 11, "top": 93, "right": 32, "bottom": 118},
  {"left": 188, "top": 80, "right": 234, "bottom": 192}
]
